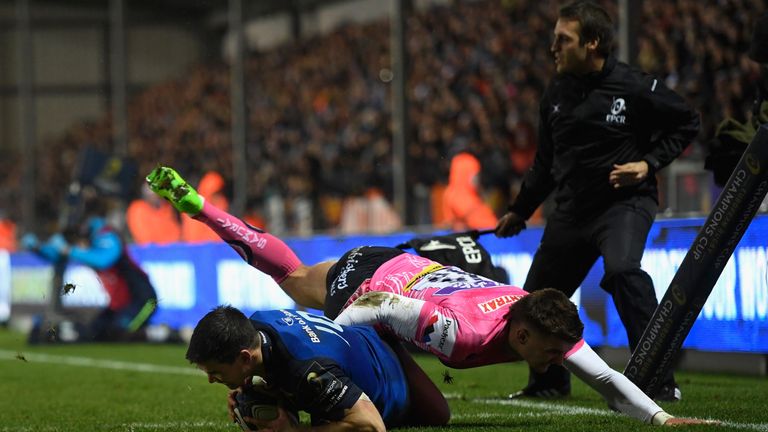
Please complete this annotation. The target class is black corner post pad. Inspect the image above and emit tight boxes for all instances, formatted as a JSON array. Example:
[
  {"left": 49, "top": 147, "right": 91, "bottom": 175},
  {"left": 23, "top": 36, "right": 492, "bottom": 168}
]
[{"left": 624, "top": 125, "right": 768, "bottom": 396}]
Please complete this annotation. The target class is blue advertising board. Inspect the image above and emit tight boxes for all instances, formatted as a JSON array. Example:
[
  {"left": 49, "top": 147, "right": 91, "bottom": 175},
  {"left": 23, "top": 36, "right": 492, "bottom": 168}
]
[{"left": 6, "top": 215, "right": 768, "bottom": 353}]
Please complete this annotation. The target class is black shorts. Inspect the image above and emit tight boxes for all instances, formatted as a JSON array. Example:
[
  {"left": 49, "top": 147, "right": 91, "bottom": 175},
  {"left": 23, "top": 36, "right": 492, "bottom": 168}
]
[{"left": 323, "top": 246, "right": 405, "bottom": 319}]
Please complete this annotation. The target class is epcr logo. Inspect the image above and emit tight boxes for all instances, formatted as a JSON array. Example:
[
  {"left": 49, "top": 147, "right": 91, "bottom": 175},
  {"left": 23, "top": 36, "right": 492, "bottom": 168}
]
[
  {"left": 610, "top": 97, "right": 626, "bottom": 115},
  {"left": 745, "top": 153, "right": 761, "bottom": 175},
  {"left": 670, "top": 284, "right": 687, "bottom": 306}
]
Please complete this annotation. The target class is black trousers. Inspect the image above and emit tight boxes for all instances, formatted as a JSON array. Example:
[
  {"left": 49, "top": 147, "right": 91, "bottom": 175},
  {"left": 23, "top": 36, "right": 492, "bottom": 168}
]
[{"left": 524, "top": 195, "right": 675, "bottom": 390}]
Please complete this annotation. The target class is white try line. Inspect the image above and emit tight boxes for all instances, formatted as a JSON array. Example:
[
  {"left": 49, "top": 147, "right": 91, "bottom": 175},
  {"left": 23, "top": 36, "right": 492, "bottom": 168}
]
[
  {"left": 0, "top": 349, "right": 201, "bottom": 376},
  {"left": 470, "top": 398, "right": 768, "bottom": 431}
]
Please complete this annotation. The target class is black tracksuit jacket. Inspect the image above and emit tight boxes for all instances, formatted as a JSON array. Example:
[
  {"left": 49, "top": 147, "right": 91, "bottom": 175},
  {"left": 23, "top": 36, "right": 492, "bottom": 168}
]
[{"left": 510, "top": 56, "right": 700, "bottom": 222}]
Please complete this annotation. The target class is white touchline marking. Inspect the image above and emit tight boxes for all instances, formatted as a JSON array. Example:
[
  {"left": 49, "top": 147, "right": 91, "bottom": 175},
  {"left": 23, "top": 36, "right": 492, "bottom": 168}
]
[
  {"left": 452, "top": 411, "right": 561, "bottom": 420},
  {"left": 472, "top": 398, "right": 768, "bottom": 431},
  {"left": 3, "top": 356, "right": 765, "bottom": 431},
  {"left": 0, "top": 421, "right": 223, "bottom": 432},
  {"left": 122, "top": 421, "right": 223, "bottom": 429},
  {"left": 718, "top": 423, "right": 768, "bottom": 432},
  {"left": 0, "top": 349, "right": 201, "bottom": 376},
  {"left": 474, "top": 398, "right": 615, "bottom": 417}
]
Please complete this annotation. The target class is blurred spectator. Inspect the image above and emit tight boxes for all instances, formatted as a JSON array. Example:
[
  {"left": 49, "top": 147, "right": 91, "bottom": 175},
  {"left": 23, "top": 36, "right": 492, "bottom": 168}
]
[
  {"left": 705, "top": 11, "right": 768, "bottom": 187},
  {"left": 340, "top": 187, "right": 402, "bottom": 235},
  {"left": 126, "top": 183, "right": 181, "bottom": 245},
  {"left": 442, "top": 152, "right": 498, "bottom": 231},
  {"left": 181, "top": 171, "right": 228, "bottom": 243},
  {"left": 430, "top": 182, "right": 449, "bottom": 226},
  {"left": 242, "top": 196, "right": 267, "bottom": 232},
  {"left": 0, "top": 210, "right": 17, "bottom": 252}
]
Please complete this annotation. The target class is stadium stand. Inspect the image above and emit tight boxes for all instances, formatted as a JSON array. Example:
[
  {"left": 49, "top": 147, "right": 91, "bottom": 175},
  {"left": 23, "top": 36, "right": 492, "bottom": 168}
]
[{"left": 4, "top": 0, "right": 765, "bottom": 237}]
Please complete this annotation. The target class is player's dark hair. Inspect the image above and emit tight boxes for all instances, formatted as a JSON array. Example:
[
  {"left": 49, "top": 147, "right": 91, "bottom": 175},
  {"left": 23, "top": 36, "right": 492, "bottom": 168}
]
[
  {"left": 505, "top": 288, "right": 583, "bottom": 344},
  {"left": 186, "top": 305, "right": 261, "bottom": 364},
  {"left": 559, "top": 1, "right": 614, "bottom": 57}
]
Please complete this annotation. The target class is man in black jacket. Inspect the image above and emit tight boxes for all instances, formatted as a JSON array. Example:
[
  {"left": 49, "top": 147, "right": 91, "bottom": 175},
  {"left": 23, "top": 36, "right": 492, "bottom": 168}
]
[{"left": 496, "top": 1, "right": 699, "bottom": 402}]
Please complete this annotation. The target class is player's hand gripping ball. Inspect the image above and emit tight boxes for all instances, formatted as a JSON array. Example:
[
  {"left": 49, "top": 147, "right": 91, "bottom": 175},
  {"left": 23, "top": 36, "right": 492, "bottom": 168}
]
[{"left": 233, "top": 378, "right": 298, "bottom": 431}]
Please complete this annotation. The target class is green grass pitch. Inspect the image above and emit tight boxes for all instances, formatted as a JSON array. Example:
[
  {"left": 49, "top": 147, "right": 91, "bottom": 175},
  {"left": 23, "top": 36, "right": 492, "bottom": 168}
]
[{"left": 0, "top": 328, "right": 766, "bottom": 431}]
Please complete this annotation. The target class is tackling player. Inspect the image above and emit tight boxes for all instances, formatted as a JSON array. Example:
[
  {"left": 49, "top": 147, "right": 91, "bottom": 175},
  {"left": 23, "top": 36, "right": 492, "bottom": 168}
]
[
  {"left": 188, "top": 305, "right": 448, "bottom": 431},
  {"left": 149, "top": 166, "right": 714, "bottom": 427}
]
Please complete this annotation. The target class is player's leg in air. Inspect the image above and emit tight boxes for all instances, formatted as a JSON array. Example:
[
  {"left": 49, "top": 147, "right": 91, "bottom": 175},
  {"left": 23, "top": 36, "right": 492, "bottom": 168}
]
[{"left": 145, "top": 166, "right": 330, "bottom": 309}]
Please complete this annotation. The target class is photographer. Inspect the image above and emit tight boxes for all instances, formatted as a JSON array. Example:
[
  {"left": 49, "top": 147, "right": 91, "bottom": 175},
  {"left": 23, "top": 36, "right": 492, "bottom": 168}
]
[{"left": 23, "top": 193, "right": 157, "bottom": 342}]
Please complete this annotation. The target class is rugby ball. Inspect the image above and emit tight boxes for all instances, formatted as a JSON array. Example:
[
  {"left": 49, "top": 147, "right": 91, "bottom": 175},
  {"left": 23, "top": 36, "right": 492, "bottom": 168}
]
[{"left": 233, "top": 384, "right": 298, "bottom": 431}]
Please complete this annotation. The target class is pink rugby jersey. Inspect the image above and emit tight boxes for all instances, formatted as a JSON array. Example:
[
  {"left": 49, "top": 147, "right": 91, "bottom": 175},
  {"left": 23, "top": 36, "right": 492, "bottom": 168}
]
[{"left": 342, "top": 253, "right": 583, "bottom": 369}]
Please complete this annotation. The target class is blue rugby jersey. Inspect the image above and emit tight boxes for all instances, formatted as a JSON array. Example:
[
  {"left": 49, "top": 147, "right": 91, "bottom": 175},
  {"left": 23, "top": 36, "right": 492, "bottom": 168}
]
[{"left": 249, "top": 309, "right": 409, "bottom": 426}]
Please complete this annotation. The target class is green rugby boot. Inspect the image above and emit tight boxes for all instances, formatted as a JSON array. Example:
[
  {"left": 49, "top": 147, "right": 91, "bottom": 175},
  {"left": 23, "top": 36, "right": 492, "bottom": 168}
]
[{"left": 146, "top": 166, "right": 203, "bottom": 215}]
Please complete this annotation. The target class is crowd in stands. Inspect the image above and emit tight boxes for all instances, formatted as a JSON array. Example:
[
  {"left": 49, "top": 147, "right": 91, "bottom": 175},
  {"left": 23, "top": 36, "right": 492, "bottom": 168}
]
[{"left": 0, "top": 0, "right": 764, "bottom": 246}]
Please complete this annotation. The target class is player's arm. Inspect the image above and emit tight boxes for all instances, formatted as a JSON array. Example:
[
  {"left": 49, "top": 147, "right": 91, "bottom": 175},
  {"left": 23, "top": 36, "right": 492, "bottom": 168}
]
[
  {"left": 264, "top": 361, "right": 385, "bottom": 431},
  {"left": 309, "top": 395, "right": 385, "bottom": 432},
  {"left": 333, "top": 291, "right": 426, "bottom": 341},
  {"left": 245, "top": 394, "right": 385, "bottom": 432},
  {"left": 563, "top": 341, "right": 662, "bottom": 423},
  {"left": 564, "top": 341, "right": 716, "bottom": 426},
  {"left": 334, "top": 291, "right": 463, "bottom": 362}
]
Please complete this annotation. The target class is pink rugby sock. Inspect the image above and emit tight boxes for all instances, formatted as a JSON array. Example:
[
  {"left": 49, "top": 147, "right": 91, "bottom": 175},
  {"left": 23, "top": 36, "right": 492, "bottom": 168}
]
[{"left": 193, "top": 200, "right": 301, "bottom": 283}]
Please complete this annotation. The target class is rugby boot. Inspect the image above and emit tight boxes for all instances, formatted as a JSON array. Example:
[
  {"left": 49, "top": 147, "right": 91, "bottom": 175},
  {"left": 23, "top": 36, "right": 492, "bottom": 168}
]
[{"left": 146, "top": 166, "right": 204, "bottom": 215}]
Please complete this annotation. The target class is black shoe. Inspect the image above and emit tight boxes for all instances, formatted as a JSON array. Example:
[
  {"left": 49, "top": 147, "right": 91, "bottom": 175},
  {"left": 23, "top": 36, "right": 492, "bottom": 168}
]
[
  {"left": 653, "top": 385, "right": 682, "bottom": 402},
  {"left": 508, "top": 384, "right": 571, "bottom": 399}
]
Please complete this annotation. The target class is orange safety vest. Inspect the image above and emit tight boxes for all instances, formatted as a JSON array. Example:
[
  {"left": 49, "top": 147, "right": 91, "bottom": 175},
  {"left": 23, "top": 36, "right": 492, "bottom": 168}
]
[{"left": 442, "top": 153, "right": 498, "bottom": 231}]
